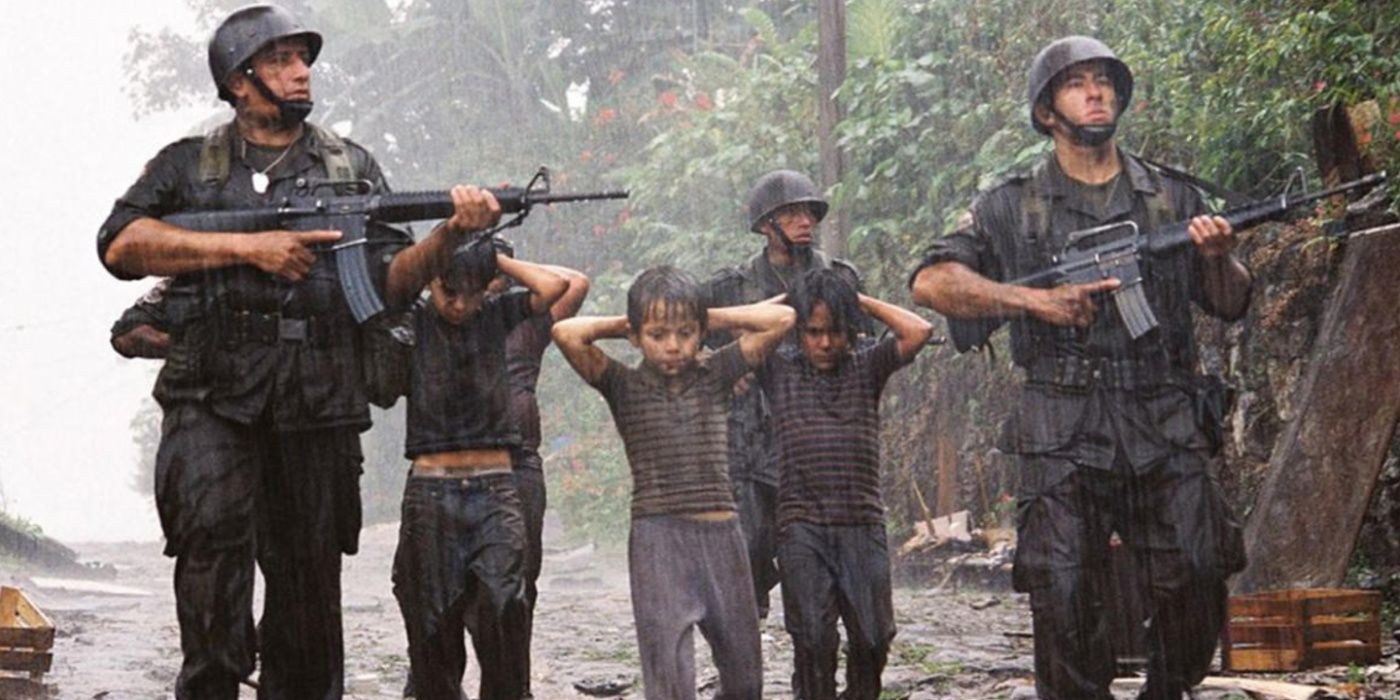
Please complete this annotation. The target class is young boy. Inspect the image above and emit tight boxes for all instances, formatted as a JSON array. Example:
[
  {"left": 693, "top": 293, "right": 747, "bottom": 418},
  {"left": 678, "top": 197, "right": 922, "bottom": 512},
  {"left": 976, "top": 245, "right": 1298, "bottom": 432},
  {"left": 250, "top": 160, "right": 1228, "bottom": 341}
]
[
  {"left": 759, "top": 269, "right": 932, "bottom": 700},
  {"left": 503, "top": 262, "right": 589, "bottom": 697},
  {"left": 393, "top": 237, "right": 567, "bottom": 700},
  {"left": 552, "top": 265, "right": 795, "bottom": 700}
]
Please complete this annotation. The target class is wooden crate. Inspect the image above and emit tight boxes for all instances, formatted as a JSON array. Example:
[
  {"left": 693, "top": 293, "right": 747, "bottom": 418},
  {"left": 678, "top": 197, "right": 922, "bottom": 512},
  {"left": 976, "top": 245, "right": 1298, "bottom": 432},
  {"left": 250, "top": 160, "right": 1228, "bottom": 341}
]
[
  {"left": 0, "top": 586, "right": 54, "bottom": 693},
  {"left": 1222, "top": 588, "right": 1381, "bottom": 672}
]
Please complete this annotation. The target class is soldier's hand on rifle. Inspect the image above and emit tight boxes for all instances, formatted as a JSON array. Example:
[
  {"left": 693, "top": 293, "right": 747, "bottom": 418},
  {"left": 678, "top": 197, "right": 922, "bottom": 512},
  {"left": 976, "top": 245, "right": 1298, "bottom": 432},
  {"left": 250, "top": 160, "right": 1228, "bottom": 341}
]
[
  {"left": 1027, "top": 278, "right": 1121, "bottom": 327},
  {"left": 1188, "top": 215, "right": 1235, "bottom": 259},
  {"left": 445, "top": 184, "right": 502, "bottom": 234},
  {"left": 241, "top": 229, "right": 342, "bottom": 282}
]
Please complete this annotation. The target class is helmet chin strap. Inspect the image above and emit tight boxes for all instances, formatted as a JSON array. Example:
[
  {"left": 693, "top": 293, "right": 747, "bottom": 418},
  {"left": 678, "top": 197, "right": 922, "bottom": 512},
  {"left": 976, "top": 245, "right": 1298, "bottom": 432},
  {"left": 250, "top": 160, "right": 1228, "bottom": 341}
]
[
  {"left": 1050, "top": 105, "right": 1117, "bottom": 147},
  {"left": 245, "top": 69, "right": 314, "bottom": 129},
  {"left": 766, "top": 215, "right": 812, "bottom": 264}
]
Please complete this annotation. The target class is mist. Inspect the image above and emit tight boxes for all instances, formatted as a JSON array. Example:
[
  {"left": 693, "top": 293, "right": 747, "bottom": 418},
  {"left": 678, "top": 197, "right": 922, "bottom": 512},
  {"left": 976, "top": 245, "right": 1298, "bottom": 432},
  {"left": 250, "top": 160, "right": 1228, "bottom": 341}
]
[{"left": 0, "top": 1, "right": 210, "bottom": 543}]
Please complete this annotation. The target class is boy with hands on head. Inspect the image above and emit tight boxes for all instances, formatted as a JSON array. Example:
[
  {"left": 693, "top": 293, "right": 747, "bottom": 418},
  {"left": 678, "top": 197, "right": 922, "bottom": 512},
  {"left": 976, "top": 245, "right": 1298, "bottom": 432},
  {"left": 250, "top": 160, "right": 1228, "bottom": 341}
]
[{"left": 551, "top": 265, "right": 795, "bottom": 700}]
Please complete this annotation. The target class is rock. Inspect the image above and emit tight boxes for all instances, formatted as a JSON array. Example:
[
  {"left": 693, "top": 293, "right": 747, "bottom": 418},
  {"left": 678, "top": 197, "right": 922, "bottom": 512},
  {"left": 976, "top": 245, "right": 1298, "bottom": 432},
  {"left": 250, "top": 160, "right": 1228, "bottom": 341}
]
[
  {"left": 969, "top": 596, "right": 1000, "bottom": 610},
  {"left": 1008, "top": 684, "right": 1039, "bottom": 699},
  {"left": 572, "top": 674, "right": 634, "bottom": 697}
]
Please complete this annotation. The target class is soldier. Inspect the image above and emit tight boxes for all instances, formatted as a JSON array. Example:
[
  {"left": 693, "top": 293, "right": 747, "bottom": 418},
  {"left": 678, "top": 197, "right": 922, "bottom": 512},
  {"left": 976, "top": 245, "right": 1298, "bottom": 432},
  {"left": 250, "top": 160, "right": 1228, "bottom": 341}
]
[
  {"left": 703, "top": 169, "right": 866, "bottom": 618},
  {"left": 909, "top": 37, "right": 1250, "bottom": 700},
  {"left": 97, "top": 5, "right": 502, "bottom": 698}
]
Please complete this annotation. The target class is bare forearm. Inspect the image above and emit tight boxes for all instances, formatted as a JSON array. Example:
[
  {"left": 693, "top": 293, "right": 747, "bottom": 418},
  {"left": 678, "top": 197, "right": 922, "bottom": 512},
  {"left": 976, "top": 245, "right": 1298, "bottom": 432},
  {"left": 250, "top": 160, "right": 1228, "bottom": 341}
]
[
  {"left": 104, "top": 219, "right": 249, "bottom": 277},
  {"left": 111, "top": 325, "right": 171, "bottom": 359},
  {"left": 498, "top": 257, "right": 568, "bottom": 314},
  {"left": 707, "top": 302, "right": 794, "bottom": 335},
  {"left": 385, "top": 223, "right": 461, "bottom": 306},
  {"left": 551, "top": 315, "right": 627, "bottom": 383},
  {"left": 910, "top": 262, "right": 1036, "bottom": 319},
  {"left": 710, "top": 303, "right": 796, "bottom": 367},
  {"left": 1200, "top": 254, "right": 1252, "bottom": 321},
  {"left": 859, "top": 294, "right": 932, "bottom": 358},
  {"left": 543, "top": 265, "right": 591, "bottom": 320}
]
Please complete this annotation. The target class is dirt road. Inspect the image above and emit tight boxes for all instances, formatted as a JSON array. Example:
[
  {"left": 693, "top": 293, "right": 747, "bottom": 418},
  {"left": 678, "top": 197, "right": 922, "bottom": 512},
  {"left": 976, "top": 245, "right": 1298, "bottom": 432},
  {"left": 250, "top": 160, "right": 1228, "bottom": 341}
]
[{"left": 8, "top": 524, "right": 1398, "bottom": 699}]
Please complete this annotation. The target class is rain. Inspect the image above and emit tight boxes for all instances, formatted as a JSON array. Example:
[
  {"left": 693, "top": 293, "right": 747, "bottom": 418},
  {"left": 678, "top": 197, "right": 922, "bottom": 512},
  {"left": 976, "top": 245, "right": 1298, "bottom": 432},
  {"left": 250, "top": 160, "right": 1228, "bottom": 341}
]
[{"left": 1, "top": 1, "right": 1398, "bottom": 698}]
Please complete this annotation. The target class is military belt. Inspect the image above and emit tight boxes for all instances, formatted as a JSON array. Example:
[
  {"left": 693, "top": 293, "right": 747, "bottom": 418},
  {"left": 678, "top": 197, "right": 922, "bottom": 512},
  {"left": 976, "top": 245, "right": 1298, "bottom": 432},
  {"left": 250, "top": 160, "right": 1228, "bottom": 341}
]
[
  {"left": 214, "top": 310, "right": 336, "bottom": 347},
  {"left": 1024, "top": 354, "right": 1186, "bottom": 391}
]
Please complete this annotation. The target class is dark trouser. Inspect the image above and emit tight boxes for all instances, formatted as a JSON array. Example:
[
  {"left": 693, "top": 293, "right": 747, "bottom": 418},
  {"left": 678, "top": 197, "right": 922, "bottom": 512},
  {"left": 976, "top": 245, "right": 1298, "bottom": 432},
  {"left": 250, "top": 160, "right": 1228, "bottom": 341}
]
[
  {"left": 393, "top": 472, "right": 527, "bottom": 700},
  {"left": 1013, "top": 451, "right": 1245, "bottom": 700},
  {"left": 778, "top": 522, "right": 896, "bottom": 700},
  {"left": 512, "top": 459, "right": 547, "bottom": 697},
  {"left": 734, "top": 478, "right": 780, "bottom": 618},
  {"left": 629, "top": 516, "right": 763, "bottom": 700},
  {"left": 154, "top": 403, "right": 363, "bottom": 700}
]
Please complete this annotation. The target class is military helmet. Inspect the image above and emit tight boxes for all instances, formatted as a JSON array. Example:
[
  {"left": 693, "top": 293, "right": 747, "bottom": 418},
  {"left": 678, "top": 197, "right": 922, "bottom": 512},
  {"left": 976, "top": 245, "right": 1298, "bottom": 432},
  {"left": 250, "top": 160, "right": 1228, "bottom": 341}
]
[
  {"left": 208, "top": 4, "right": 323, "bottom": 103},
  {"left": 1027, "top": 36, "right": 1133, "bottom": 134},
  {"left": 746, "top": 170, "right": 829, "bottom": 234}
]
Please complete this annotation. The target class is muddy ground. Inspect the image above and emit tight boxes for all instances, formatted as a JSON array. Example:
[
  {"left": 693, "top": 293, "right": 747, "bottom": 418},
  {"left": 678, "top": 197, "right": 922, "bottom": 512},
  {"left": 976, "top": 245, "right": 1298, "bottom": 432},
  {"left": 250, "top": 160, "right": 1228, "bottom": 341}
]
[{"left": 5, "top": 523, "right": 1398, "bottom": 699}]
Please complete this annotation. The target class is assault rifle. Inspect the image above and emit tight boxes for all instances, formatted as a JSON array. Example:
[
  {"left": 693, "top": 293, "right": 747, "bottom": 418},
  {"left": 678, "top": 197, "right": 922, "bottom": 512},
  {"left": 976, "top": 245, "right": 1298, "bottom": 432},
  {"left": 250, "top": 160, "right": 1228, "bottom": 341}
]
[
  {"left": 163, "top": 167, "right": 628, "bottom": 322},
  {"left": 947, "top": 171, "right": 1388, "bottom": 352}
]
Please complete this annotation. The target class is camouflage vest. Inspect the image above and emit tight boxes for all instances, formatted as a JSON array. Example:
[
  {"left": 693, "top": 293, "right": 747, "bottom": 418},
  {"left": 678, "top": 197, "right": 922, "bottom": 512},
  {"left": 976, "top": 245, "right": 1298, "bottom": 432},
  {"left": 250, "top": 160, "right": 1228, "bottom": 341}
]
[{"left": 196, "top": 120, "right": 355, "bottom": 186}]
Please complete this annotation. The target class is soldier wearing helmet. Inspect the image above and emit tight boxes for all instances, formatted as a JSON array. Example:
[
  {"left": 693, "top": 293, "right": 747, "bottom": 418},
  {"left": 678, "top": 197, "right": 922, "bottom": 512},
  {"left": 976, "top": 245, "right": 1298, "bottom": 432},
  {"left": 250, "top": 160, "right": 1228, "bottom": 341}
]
[
  {"left": 701, "top": 169, "right": 866, "bottom": 621},
  {"left": 910, "top": 36, "right": 1253, "bottom": 700},
  {"left": 97, "top": 5, "right": 505, "bottom": 698}
]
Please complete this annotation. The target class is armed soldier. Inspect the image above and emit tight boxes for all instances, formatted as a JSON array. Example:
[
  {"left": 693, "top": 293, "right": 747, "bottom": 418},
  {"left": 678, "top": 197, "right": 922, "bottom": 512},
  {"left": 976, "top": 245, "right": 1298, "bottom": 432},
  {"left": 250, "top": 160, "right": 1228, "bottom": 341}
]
[
  {"left": 97, "top": 5, "right": 503, "bottom": 698},
  {"left": 910, "top": 37, "right": 1250, "bottom": 700},
  {"left": 702, "top": 170, "right": 866, "bottom": 618}
]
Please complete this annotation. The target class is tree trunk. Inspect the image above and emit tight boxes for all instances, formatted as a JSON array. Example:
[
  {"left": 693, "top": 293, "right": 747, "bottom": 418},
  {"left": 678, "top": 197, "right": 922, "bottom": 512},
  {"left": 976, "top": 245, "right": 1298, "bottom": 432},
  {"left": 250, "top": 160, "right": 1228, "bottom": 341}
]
[
  {"left": 1233, "top": 223, "right": 1400, "bottom": 593},
  {"left": 816, "top": 0, "right": 849, "bottom": 258}
]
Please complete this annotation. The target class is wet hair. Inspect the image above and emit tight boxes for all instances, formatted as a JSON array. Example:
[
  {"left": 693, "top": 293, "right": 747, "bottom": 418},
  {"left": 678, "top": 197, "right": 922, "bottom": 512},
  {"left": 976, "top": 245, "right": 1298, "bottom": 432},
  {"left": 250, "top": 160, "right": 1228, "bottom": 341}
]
[
  {"left": 789, "top": 268, "right": 864, "bottom": 342},
  {"left": 627, "top": 265, "right": 707, "bottom": 334},
  {"left": 442, "top": 236, "right": 499, "bottom": 294}
]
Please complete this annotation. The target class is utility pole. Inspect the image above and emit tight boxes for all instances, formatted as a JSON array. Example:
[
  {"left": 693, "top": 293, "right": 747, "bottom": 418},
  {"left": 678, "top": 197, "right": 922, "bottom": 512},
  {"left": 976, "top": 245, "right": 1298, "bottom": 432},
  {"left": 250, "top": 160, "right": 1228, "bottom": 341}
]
[{"left": 816, "top": 0, "right": 849, "bottom": 258}]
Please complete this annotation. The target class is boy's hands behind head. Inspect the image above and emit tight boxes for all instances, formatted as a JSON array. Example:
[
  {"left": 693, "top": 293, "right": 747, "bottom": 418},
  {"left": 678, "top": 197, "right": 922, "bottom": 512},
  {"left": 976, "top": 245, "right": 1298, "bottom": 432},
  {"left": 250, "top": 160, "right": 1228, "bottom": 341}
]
[{"left": 444, "top": 235, "right": 499, "bottom": 292}]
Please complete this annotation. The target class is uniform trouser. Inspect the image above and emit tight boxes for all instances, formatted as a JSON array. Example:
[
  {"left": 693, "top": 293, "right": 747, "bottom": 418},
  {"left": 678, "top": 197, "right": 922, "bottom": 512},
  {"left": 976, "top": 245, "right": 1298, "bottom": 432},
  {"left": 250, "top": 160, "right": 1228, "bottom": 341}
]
[
  {"left": 1013, "top": 450, "right": 1245, "bottom": 700},
  {"left": 154, "top": 403, "right": 363, "bottom": 700},
  {"left": 512, "top": 463, "right": 547, "bottom": 696},
  {"left": 778, "top": 522, "right": 896, "bottom": 700},
  {"left": 393, "top": 472, "right": 527, "bottom": 700},
  {"left": 629, "top": 516, "right": 764, "bottom": 700},
  {"left": 734, "top": 478, "right": 780, "bottom": 617}
]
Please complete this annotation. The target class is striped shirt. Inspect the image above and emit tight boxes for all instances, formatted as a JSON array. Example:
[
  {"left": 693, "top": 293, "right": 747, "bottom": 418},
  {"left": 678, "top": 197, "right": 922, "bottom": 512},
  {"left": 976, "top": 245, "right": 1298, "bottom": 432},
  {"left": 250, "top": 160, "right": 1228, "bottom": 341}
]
[
  {"left": 760, "top": 337, "right": 906, "bottom": 527},
  {"left": 593, "top": 342, "right": 749, "bottom": 519}
]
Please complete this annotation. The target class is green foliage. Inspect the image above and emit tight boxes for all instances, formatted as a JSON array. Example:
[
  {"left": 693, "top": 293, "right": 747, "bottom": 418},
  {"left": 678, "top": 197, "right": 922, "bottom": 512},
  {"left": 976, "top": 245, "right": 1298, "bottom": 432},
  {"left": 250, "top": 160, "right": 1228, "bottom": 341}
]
[
  {"left": 0, "top": 509, "right": 44, "bottom": 537},
  {"left": 120, "top": 0, "right": 1400, "bottom": 543}
]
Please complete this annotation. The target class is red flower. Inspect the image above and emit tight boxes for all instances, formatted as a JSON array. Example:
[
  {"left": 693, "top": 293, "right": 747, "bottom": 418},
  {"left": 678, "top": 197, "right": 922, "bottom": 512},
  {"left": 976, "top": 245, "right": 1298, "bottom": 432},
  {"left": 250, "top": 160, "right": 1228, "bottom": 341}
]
[
  {"left": 1388, "top": 111, "right": 1400, "bottom": 126},
  {"left": 1313, "top": 80, "right": 1328, "bottom": 94},
  {"left": 694, "top": 92, "right": 714, "bottom": 111},
  {"left": 593, "top": 108, "right": 618, "bottom": 127},
  {"left": 659, "top": 91, "right": 679, "bottom": 108}
]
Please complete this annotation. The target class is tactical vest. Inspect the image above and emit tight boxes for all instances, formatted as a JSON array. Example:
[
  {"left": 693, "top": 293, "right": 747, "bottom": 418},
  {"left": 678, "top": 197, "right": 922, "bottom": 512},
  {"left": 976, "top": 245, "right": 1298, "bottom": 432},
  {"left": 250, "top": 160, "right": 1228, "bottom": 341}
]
[
  {"left": 1011, "top": 155, "right": 1195, "bottom": 369},
  {"left": 192, "top": 121, "right": 413, "bottom": 408},
  {"left": 197, "top": 120, "right": 355, "bottom": 186}
]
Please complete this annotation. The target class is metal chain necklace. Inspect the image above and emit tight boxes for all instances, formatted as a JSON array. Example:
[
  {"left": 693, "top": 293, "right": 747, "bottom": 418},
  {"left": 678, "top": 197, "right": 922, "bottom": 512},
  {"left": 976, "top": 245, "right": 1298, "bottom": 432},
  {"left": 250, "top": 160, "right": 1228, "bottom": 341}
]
[{"left": 242, "top": 137, "right": 296, "bottom": 194}]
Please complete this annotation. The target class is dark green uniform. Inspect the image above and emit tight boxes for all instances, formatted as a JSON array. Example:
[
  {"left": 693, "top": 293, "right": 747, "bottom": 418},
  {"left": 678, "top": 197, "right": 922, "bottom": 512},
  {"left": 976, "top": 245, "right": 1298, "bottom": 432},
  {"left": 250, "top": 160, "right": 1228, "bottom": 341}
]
[
  {"left": 703, "top": 248, "right": 863, "bottom": 617},
  {"left": 912, "top": 151, "right": 1248, "bottom": 700},
  {"left": 98, "top": 122, "right": 410, "bottom": 700}
]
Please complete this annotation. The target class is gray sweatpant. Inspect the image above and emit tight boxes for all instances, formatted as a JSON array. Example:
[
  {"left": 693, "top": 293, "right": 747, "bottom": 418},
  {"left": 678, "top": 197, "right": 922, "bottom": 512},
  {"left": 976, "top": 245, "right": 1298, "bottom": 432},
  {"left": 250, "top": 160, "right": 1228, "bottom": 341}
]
[{"left": 628, "top": 515, "right": 763, "bottom": 700}]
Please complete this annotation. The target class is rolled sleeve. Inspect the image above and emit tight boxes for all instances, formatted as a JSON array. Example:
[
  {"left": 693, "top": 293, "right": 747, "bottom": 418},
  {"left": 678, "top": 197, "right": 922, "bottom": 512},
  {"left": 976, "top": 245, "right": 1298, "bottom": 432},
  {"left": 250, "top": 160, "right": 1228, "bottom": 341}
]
[
  {"left": 98, "top": 141, "right": 196, "bottom": 280},
  {"left": 907, "top": 208, "right": 998, "bottom": 289}
]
